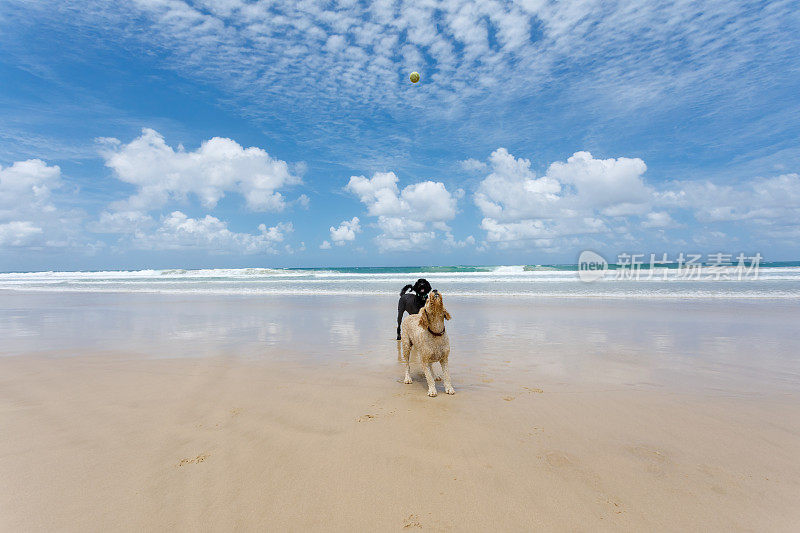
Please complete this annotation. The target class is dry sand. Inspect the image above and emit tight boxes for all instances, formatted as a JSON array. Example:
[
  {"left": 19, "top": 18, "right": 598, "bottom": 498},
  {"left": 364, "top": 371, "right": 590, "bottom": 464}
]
[{"left": 1, "top": 293, "right": 799, "bottom": 531}]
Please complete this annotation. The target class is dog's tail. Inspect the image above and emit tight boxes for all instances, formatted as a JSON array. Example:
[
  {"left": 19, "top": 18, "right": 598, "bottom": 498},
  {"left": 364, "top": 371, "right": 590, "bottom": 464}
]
[{"left": 400, "top": 284, "right": 414, "bottom": 296}]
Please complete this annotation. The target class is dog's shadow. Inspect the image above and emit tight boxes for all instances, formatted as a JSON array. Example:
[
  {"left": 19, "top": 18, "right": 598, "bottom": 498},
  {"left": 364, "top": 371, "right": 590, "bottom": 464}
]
[
  {"left": 393, "top": 341, "right": 488, "bottom": 393},
  {"left": 395, "top": 340, "right": 446, "bottom": 388}
]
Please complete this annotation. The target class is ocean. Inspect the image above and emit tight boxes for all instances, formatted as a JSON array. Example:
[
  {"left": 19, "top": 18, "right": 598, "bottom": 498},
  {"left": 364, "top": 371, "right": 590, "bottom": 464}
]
[{"left": 1, "top": 262, "right": 799, "bottom": 298}]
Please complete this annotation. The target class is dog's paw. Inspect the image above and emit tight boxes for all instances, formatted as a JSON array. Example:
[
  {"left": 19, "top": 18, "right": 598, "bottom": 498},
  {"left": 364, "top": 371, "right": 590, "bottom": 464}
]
[
  {"left": 403, "top": 376, "right": 413, "bottom": 384},
  {"left": 445, "top": 386, "right": 455, "bottom": 395},
  {"left": 427, "top": 389, "right": 438, "bottom": 397}
]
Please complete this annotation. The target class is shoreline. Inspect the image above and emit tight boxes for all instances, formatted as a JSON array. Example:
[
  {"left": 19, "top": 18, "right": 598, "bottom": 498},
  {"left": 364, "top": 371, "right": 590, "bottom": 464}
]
[
  {"left": 5, "top": 288, "right": 800, "bottom": 299},
  {"left": 3, "top": 292, "right": 799, "bottom": 392}
]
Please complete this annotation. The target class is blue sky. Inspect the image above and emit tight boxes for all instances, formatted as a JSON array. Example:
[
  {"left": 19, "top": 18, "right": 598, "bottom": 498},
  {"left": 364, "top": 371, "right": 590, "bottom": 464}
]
[{"left": 1, "top": 0, "right": 799, "bottom": 270}]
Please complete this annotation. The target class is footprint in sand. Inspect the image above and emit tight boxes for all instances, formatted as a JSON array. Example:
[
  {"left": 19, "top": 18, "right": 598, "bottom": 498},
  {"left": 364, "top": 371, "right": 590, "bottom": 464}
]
[
  {"left": 403, "top": 514, "right": 422, "bottom": 529},
  {"left": 357, "top": 414, "right": 376, "bottom": 422},
  {"left": 177, "top": 453, "right": 210, "bottom": 467},
  {"left": 544, "top": 450, "right": 572, "bottom": 467},
  {"left": 503, "top": 396, "right": 515, "bottom": 401},
  {"left": 603, "top": 498, "right": 624, "bottom": 514},
  {"left": 628, "top": 445, "right": 669, "bottom": 475},
  {"left": 523, "top": 387, "right": 544, "bottom": 394},
  {"left": 697, "top": 463, "right": 738, "bottom": 494},
  {"left": 629, "top": 445, "right": 668, "bottom": 463}
]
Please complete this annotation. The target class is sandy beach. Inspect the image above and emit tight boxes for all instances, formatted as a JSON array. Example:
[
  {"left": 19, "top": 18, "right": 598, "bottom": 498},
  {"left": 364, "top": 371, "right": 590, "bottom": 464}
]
[
  {"left": 5, "top": 0, "right": 800, "bottom": 529},
  {"left": 2, "top": 293, "right": 800, "bottom": 531}
]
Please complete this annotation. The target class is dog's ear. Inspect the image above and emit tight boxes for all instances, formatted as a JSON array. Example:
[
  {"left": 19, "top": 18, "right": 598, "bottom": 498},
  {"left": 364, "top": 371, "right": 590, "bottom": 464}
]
[
  {"left": 418, "top": 310, "right": 429, "bottom": 329},
  {"left": 443, "top": 307, "right": 451, "bottom": 320}
]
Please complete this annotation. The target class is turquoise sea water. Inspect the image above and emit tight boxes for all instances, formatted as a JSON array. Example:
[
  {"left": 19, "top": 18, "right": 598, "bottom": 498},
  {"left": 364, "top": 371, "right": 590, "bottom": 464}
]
[{"left": 1, "top": 263, "right": 799, "bottom": 298}]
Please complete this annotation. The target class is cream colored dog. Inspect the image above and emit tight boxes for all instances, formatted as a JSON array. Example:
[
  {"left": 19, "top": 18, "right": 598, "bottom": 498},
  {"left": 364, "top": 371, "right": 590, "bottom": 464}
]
[{"left": 400, "top": 290, "right": 454, "bottom": 397}]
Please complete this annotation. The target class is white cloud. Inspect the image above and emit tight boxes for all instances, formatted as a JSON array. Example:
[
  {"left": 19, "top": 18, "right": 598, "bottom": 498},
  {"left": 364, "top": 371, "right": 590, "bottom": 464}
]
[
  {"left": 319, "top": 240, "right": 332, "bottom": 250},
  {"left": 480, "top": 218, "right": 550, "bottom": 242},
  {"left": 76, "top": 5, "right": 795, "bottom": 113},
  {"left": 0, "top": 158, "right": 86, "bottom": 250},
  {"left": 329, "top": 216, "right": 361, "bottom": 245},
  {"left": 90, "top": 129, "right": 305, "bottom": 255},
  {"left": 443, "top": 232, "right": 476, "bottom": 248},
  {"left": 474, "top": 147, "right": 800, "bottom": 250},
  {"left": 346, "top": 171, "right": 456, "bottom": 222},
  {"left": 474, "top": 148, "right": 652, "bottom": 248},
  {"left": 475, "top": 148, "right": 651, "bottom": 222},
  {"left": 345, "top": 171, "right": 459, "bottom": 251},
  {"left": 474, "top": 148, "right": 562, "bottom": 222},
  {"left": 131, "top": 211, "right": 292, "bottom": 254},
  {"left": 92, "top": 210, "right": 155, "bottom": 234},
  {"left": 547, "top": 151, "right": 651, "bottom": 215},
  {"left": 99, "top": 128, "right": 303, "bottom": 212},
  {"left": 8, "top": 1, "right": 796, "bottom": 170},
  {"left": 0, "top": 159, "right": 61, "bottom": 204},
  {"left": 662, "top": 173, "right": 800, "bottom": 225},
  {"left": 295, "top": 194, "right": 310, "bottom": 209},
  {"left": 375, "top": 222, "right": 436, "bottom": 252},
  {"left": 0, "top": 221, "right": 43, "bottom": 246},
  {"left": 346, "top": 172, "right": 402, "bottom": 217},
  {"left": 459, "top": 158, "right": 487, "bottom": 172},
  {"left": 480, "top": 217, "right": 608, "bottom": 244},
  {"left": 400, "top": 181, "right": 457, "bottom": 221},
  {"left": 642, "top": 211, "right": 675, "bottom": 228}
]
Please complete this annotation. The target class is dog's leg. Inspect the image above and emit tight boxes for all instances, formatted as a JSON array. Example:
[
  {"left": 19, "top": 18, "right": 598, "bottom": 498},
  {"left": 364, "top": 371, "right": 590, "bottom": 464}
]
[
  {"left": 423, "top": 363, "right": 437, "bottom": 397},
  {"left": 441, "top": 358, "right": 455, "bottom": 395},
  {"left": 434, "top": 361, "right": 443, "bottom": 381},
  {"left": 396, "top": 303, "right": 405, "bottom": 340},
  {"left": 401, "top": 339, "right": 413, "bottom": 384}
]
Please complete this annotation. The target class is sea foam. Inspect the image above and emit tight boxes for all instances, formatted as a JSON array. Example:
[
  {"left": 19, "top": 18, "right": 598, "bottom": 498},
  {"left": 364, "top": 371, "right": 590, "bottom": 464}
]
[{"left": 0, "top": 265, "right": 799, "bottom": 298}]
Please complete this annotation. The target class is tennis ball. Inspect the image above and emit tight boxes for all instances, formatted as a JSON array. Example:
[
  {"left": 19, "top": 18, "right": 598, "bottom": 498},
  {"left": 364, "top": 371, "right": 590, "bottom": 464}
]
[{"left": 410, "top": 71, "right": 420, "bottom": 83}]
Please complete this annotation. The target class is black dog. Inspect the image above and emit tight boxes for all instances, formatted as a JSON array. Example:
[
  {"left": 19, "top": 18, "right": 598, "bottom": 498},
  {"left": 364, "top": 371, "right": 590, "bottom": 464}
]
[{"left": 396, "top": 278, "right": 432, "bottom": 339}]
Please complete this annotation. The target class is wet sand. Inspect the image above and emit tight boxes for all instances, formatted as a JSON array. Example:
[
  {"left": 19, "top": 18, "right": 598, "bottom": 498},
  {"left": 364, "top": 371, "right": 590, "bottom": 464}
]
[{"left": 1, "top": 293, "right": 799, "bottom": 530}]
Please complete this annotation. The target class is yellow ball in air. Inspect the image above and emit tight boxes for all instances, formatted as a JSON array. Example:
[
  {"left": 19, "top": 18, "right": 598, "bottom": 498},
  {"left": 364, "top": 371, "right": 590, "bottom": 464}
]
[{"left": 410, "top": 71, "right": 420, "bottom": 83}]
